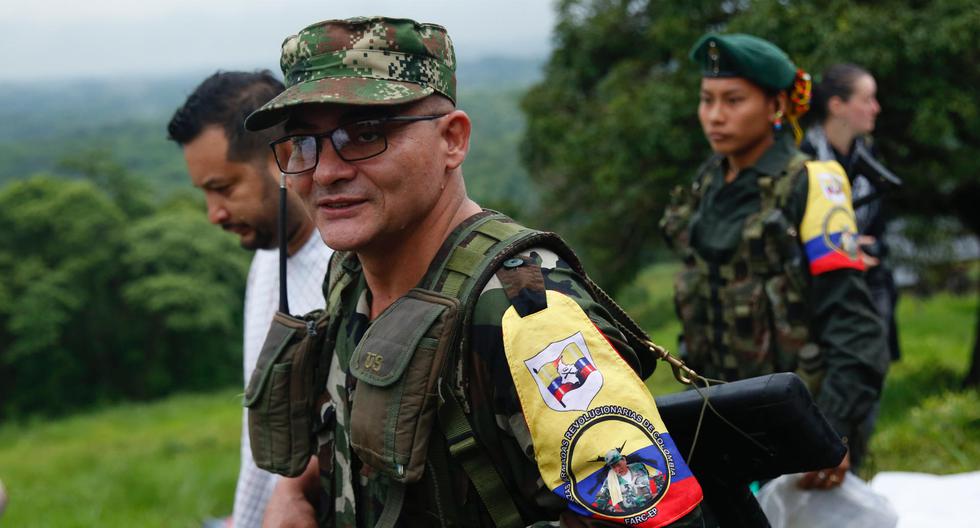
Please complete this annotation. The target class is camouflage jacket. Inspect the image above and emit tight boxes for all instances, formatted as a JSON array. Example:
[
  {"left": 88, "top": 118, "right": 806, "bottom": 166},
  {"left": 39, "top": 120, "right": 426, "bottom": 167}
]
[
  {"left": 312, "top": 214, "right": 705, "bottom": 527},
  {"left": 661, "top": 134, "right": 889, "bottom": 442}
]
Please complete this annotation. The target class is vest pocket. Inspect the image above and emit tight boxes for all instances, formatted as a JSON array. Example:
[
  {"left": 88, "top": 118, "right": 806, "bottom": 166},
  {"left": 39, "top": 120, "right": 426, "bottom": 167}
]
[
  {"left": 764, "top": 275, "right": 812, "bottom": 372},
  {"left": 349, "top": 289, "right": 460, "bottom": 483},
  {"left": 243, "top": 310, "right": 329, "bottom": 477},
  {"left": 674, "top": 264, "right": 710, "bottom": 367},
  {"left": 720, "top": 277, "right": 772, "bottom": 369}
]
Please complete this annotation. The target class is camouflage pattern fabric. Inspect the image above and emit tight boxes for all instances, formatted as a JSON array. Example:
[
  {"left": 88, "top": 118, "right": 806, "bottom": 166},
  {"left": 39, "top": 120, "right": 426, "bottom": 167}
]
[
  {"left": 315, "top": 247, "right": 706, "bottom": 527},
  {"left": 664, "top": 147, "right": 810, "bottom": 384},
  {"left": 245, "top": 16, "right": 456, "bottom": 131}
]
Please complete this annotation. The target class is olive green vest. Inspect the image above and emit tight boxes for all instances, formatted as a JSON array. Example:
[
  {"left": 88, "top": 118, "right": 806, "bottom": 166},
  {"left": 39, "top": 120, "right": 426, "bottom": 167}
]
[{"left": 660, "top": 155, "right": 824, "bottom": 392}]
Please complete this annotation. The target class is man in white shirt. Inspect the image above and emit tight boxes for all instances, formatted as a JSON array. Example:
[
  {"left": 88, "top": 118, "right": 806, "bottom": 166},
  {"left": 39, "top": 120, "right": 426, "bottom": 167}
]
[{"left": 168, "top": 71, "right": 332, "bottom": 527}]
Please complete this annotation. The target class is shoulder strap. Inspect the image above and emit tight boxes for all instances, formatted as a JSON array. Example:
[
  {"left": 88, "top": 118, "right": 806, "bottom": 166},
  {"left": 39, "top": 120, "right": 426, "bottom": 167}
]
[
  {"left": 772, "top": 151, "right": 809, "bottom": 209},
  {"left": 323, "top": 250, "right": 357, "bottom": 317},
  {"left": 433, "top": 214, "right": 698, "bottom": 525},
  {"left": 692, "top": 154, "right": 723, "bottom": 205},
  {"left": 426, "top": 212, "right": 545, "bottom": 528},
  {"left": 430, "top": 213, "right": 680, "bottom": 525},
  {"left": 439, "top": 385, "right": 524, "bottom": 528}
]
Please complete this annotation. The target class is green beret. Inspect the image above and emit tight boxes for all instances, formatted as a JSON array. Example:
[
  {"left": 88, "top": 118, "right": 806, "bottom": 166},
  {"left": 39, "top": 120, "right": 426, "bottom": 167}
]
[{"left": 689, "top": 33, "right": 797, "bottom": 91}]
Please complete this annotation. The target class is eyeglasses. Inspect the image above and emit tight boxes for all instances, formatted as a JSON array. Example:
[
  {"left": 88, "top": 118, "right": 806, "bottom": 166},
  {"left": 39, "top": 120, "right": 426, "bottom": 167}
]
[{"left": 269, "top": 114, "right": 447, "bottom": 174}]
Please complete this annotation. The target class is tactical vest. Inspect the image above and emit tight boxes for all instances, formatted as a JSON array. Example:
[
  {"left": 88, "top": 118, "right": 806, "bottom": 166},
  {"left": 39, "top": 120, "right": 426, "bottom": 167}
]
[
  {"left": 247, "top": 211, "right": 669, "bottom": 527},
  {"left": 660, "top": 155, "right": 824, "bottom": 392}
]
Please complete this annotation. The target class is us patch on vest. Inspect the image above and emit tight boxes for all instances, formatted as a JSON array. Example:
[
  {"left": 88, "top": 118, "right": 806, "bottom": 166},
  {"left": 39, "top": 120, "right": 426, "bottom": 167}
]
[
  {"left": 800, "top": 161, "right": 866, "bottom": 275},
  {"left": 502, "top": 291, "right": 702, "bottom": 526}
]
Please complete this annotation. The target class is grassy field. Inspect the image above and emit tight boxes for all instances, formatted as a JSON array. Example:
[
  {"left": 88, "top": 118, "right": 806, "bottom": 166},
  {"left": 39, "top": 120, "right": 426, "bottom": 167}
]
[
  {"left": 622, "top": 262, "right": 980, "bottom": 477},
  {"left": 0, "top": 262, "right": 976, "bottom": 525},
  {"left": 0, "top": 392, "right": 241, "bottom": 527}
]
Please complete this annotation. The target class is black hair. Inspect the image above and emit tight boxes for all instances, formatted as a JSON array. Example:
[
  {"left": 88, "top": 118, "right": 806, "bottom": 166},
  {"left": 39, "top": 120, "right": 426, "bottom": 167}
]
[
  {"left": 167, "top": 70, "right": 284, "bottom": 162},
  {"left": 811, "top": 63, "right": 872, "bottom": 121}
]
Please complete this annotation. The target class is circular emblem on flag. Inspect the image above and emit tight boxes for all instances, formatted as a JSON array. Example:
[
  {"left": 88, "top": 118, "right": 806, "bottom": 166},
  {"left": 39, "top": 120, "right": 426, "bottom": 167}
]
[{"left": 561, "top": 407, "right": 672, "bottom": 520}]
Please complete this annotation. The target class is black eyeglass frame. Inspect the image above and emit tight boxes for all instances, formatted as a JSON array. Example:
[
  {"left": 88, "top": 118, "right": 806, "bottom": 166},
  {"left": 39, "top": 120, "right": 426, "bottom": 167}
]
[{"left": 269, "top": 113, "right": 447, "bottom": 174}]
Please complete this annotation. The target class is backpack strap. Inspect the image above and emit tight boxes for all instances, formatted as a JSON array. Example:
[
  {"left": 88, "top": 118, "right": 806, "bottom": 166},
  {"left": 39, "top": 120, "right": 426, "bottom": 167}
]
[
  {"left": 425, "top": 212, "right": 579, "bottom": 528},
  {"left": 774, "top": 151, "right": 809, "bottom": 209},
  {"left": 428, "top": 213, "right": 689, "bottom": 527},
  {"left": 439, "top": 385, "right": 524, "bottom": 528}
]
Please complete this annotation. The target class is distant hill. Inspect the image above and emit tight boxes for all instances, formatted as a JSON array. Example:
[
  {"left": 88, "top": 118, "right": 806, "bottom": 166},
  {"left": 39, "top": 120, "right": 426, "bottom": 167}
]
[
  {"left": 457, "top": 56, "right": 544, "bottom": 89},
  {"left": 0, "top": 57, "right": 543, "bottom": 214}
]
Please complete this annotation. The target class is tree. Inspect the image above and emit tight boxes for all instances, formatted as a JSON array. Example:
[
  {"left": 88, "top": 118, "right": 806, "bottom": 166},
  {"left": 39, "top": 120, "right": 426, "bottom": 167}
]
[
  {"left": 0, "top": 161, "right": 250, "bottom": 418},
  {"left": 0, "top": 176, "right": 128, "bottom": 415},
  {"left": 522, "top": 0, "right": 980, "bottom": 379},
  {"left": 120, "top": 207, "right": 249, "bottom": 394}
]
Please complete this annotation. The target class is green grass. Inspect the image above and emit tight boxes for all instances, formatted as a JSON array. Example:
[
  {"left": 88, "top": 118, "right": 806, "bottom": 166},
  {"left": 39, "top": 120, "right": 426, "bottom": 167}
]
[
  {"left": 865, "top": 293, "right": 980, "bottom": 476},
  {"left": 621, "top": 262, "right": 980, "bottom": 477},
  {"left": 618, "top": 262, "right": 687, "bottom": 396},
  {"left": 0, "top": 390, "right": 241, "bottom": 527}
]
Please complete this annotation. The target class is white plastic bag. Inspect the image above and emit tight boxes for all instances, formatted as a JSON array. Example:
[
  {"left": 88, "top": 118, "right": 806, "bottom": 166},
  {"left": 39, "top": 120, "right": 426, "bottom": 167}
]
[{"left": 757, "top": 473, "right": 898, "bottom": 528}]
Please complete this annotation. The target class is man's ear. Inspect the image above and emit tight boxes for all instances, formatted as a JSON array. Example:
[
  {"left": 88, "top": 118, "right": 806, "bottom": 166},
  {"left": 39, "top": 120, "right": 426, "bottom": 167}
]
[{"left": 441, "top": 109, "right": 471, "bottom": 170}]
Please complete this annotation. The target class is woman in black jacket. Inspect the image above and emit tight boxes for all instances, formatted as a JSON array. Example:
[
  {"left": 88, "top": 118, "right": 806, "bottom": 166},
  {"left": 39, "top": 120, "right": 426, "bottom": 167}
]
[{"left": 802, "top": 63, "right": 900, "bottom": 364}]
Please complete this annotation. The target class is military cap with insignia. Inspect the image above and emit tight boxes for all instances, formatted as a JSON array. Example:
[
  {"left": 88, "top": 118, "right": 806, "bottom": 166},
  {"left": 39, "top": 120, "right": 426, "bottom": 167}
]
[{"left": 689, "top": 33, "right": 798, "bottom": 91}]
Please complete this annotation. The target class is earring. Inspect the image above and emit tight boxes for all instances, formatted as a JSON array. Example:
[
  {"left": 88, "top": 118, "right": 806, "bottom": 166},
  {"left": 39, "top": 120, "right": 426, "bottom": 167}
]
[{"left": 773, "top": 110, "right": 784, "bottom": 131}]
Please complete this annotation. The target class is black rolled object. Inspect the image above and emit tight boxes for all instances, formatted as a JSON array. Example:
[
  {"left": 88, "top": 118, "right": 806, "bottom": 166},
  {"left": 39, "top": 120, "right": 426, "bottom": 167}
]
[
  {"left": 656, "top": 373, "right": 845, "bottom": 526},
  {"left": 656, "top": 372, "right": 846, "bottom": 482}
]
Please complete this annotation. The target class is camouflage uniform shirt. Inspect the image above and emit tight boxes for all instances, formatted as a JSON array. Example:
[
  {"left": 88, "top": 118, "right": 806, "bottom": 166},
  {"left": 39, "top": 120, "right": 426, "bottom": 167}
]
[
  {"left": 684, "top": 134, "right": 889, "bottom": 446},
  {"left": 313, "top": 244, "right": 705, "bottom": 527}
]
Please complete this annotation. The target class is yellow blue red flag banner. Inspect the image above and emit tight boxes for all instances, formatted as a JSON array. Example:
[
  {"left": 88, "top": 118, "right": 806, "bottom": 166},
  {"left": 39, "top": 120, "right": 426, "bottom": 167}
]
[
  {"left": 502, "top": 291, "right": 702, "bottom": 526},
  {"left": 800, "top": 160, "right": 866, "bottom": 275}
]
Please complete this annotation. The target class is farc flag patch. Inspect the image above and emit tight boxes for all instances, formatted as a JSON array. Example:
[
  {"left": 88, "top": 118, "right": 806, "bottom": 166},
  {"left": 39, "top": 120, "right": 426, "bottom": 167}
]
[
  {"left": 502, "top": 291, "right": 702, "bottom": 526},
  {"left": 800, "top": 160, "right": 866, "bottom": 275}
]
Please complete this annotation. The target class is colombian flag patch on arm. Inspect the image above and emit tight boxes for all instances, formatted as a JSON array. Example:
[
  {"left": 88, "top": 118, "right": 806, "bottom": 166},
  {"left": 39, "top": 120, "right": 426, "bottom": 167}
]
[
  {"left": 501, "top": 291, "right": 702, "bottom": 526},
  {"left": 799, "top": 161, "right": 866, "bottom": 276}
]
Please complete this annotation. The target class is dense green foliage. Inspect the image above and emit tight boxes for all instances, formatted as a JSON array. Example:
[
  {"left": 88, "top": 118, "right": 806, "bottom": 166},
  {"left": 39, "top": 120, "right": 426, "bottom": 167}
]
[
  {"left": 459, "top": 86, "right": 540, "bottom": 218},
  {"left": 0, "top": 169, "right": 249, "bottom": 419},
  {"left": 523, "top": 0, "right": 980, "bottom": 290},
  {"left": 0, "top": 279, "right": 974, "bottom": 525}
]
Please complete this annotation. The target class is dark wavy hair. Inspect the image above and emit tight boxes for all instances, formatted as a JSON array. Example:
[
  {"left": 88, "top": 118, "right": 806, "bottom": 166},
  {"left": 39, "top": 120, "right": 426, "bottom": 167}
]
[
  {"left": 810, "top": 63, "right": 872, "bottom": 121},
  {"left": 167, "top": 70, "right": 284, "bottom": 162}
]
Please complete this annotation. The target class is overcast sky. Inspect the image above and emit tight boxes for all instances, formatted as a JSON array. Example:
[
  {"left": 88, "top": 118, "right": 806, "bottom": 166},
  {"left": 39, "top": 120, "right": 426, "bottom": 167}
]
[{"left": 0, "top": 0, "right": 557, "bottom": 82}]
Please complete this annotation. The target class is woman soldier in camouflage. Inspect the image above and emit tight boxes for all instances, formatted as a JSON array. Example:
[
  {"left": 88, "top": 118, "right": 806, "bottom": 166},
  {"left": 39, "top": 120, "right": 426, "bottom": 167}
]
[{"left": 660, "top": 34, "right": 889, "bottom": 489}]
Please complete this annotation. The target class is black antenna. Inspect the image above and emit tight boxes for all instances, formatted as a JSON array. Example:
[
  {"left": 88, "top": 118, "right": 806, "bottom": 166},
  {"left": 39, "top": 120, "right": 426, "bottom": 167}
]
[{"left": 278, "top": 171, "right": 290, "bottom": 314}]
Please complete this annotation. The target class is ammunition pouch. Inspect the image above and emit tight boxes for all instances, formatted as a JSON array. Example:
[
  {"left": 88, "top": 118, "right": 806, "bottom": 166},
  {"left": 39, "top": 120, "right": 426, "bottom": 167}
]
[
  {"left": 243, "top": 309, "right": 333, "bottom": 477},
  {"left": 349, "top": 289, "right": 460, "bottom": 483}
]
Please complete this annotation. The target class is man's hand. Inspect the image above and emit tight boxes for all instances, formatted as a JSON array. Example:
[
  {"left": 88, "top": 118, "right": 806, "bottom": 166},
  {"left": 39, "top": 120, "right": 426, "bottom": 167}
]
[
  {"left": 263, "top": 456, "right": 320, "bottom": 528},
  {"left": 797, "top": 450, "right": 850, "bottom": 490}
]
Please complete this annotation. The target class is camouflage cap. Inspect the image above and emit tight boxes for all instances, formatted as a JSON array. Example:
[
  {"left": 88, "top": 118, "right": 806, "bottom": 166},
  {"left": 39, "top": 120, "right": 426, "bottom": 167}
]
[
  {"left": 245, "top": 16, "right": 456, "bottom": 131},
  {"left": 604, "top": 449, "right": 624, "bottom": 467},
  {"left": 690, "top": 33, "right": 797, "bottom": 91}
]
